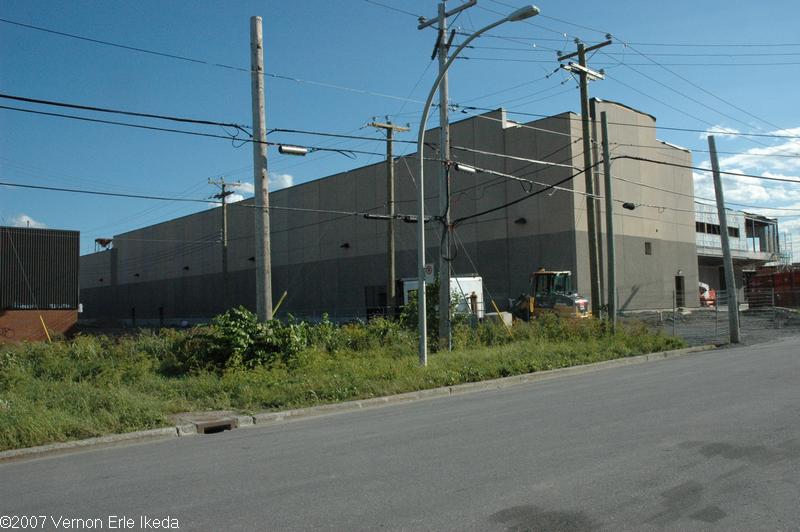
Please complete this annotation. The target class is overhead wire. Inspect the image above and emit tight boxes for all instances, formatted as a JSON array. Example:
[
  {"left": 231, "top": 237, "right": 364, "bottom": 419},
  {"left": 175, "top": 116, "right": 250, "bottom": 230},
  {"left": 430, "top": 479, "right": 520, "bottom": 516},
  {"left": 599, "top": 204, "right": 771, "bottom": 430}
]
[
  {"left": 609, "top": 142, "right": 800, "bottom": 159},
  {"left": 461, "top": 105, "right": 800, "bottom": 140},
  {"left": 3, "top": 17, "right": 795, "bottom": 143},
  {"left": 611, "top": 175, "right": 800, "bottom": 213},
  {"left": 609, "top": 155, "right": 800, "bottom": 184},
  {"left": 0, "top": 179, "right": 432, "bottom": 220},
  {"left": 0, "top": 104, "right": 388, "bottom": 158},
  {"left": 451, "top": 145, "right": 578, "bottom": 169},
  {"left": 0, "top": 17, "right": 427, "bottom": 106},
  {"left": 0, "top": 92, "right": 251, "bottom": 134},
  {"left": 471, "top": 3, "right": 789, "bottom": 143}
]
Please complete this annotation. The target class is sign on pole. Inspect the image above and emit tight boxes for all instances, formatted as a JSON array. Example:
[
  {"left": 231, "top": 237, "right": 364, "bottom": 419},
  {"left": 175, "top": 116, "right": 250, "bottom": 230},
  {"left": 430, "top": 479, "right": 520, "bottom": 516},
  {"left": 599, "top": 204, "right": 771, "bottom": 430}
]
[{"left": 424, "top": 263, "right": 434, "bottom": 283}]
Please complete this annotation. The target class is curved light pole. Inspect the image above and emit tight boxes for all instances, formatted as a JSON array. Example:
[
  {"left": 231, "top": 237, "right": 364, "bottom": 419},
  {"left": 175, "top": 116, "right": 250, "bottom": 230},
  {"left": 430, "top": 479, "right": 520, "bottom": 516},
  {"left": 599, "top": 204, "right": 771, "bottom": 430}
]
[{"left": 416, "top": 4, "right": 540, "bottom": 366}]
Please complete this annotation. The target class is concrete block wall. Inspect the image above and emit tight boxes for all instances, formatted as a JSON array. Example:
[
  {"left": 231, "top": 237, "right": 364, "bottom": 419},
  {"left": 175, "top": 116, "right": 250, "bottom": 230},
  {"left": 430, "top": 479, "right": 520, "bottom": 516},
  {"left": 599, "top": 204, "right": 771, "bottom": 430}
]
[{"left": 79, "top": 103, "right": 700, "bottom": 321}]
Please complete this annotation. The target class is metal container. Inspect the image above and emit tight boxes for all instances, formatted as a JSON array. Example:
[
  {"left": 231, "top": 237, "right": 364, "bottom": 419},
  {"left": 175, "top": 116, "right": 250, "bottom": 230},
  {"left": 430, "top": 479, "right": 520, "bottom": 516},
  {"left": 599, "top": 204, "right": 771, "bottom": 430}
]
[{"left": 1, "top": 226, "right": 79, "bottom": 310}]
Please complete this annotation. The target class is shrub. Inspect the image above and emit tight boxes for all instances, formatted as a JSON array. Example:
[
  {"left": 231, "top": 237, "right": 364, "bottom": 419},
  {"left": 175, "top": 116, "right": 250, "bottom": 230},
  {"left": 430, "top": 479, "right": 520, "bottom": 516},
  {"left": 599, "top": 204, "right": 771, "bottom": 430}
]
[{"left": 172, "top": 307, "right": 307, "bottom": 372}]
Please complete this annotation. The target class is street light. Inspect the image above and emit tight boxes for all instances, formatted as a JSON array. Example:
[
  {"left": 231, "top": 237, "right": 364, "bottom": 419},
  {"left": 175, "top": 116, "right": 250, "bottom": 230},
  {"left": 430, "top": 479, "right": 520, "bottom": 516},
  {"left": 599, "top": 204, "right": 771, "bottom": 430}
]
[
  {"left": 278, "top": 145, "right": 309, "bottom": 156},
  {"left": 415, "top": 4, "right": 540, "bottom": 366}
]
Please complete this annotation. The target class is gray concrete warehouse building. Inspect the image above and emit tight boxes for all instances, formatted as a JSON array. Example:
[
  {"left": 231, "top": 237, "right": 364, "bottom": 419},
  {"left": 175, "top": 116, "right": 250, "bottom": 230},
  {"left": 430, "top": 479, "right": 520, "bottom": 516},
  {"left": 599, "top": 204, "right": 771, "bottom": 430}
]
[{"left": 79, "top": 99, "right": 701, "bottom": 324}]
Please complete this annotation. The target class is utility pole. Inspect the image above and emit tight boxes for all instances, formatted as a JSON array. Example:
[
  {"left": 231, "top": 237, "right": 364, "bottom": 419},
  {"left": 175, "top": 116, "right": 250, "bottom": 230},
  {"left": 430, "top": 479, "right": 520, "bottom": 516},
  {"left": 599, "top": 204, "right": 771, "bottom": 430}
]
[
  {"left": 558, "top": 38, "right": 611, "bottom": 317},
  {"left": 250, "top": 16, "right": 273, "bottom": 321},
  {"left": 419, "top": 0, "right": 476, "bottom": 350},
  {"left": 600, "top": 112, "right": 616, "bottom": 331},
  {"left": 369, "top": 119, "right": 409, "bottom": 318},
  {"left": 210, "top": 178, "right": 239, "bottom": 312},
  {"left": 708, "top": 135, "right": 741, "bottom": 343}
]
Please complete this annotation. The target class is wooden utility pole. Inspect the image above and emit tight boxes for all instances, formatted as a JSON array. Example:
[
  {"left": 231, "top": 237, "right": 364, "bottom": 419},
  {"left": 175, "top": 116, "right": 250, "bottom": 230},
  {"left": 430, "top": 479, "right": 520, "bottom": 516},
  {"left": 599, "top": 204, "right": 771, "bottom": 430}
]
[
  {"left": 210, "top": 178, "right": 239, "bottom": 312},
  {"left": 708, "top": 135, "right": 741, "bottom": 343},
  {"left": 419, "top": 0, "right": 476, "bottom": 350},
  {"left": 250, "top": 16, "right": 273, "bottom": 321},
  {"left": 558, "top": 38, "right": 611, "bottom": 317},
  {"left": 600, "top": 112, "right": 616, "bottom": 330},
  {"left": 369, "top": 119, "right": 409, "bottom": 318}
]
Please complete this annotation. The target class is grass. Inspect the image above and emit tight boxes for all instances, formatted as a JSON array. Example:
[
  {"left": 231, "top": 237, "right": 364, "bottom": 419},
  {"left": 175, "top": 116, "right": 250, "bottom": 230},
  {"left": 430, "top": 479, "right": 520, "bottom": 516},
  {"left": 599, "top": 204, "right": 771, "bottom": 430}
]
[{"left": 0, "top": 313, "right": 684, "bottom": 451}]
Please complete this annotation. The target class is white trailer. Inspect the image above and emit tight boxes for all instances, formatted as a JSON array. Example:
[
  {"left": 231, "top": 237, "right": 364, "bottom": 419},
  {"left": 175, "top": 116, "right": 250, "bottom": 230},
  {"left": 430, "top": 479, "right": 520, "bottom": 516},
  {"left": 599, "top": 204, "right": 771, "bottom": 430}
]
[{"left": 401, "top": 275, "right": 485, "bottom": 319}]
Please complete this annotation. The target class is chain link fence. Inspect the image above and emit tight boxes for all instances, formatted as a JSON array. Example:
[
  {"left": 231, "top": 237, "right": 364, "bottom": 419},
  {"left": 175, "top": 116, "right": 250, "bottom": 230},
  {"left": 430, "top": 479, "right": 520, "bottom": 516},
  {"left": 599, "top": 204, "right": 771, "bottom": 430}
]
[{"left": 619, "top": 288, "right": 800, "bottom": 346}]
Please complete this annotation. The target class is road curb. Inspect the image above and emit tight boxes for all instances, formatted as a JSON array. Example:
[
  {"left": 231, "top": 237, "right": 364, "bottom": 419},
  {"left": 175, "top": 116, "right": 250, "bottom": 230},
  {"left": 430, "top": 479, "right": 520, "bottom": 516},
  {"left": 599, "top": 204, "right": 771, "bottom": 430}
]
[
  {"left": 0, "top": 427, "right": 178, "bottom": 463},
  {"left": 249, "top": 344, "right": 716, "bottom": 424},
  {"left": 0, "top": 344, "right": 715, "bottom": 462}
]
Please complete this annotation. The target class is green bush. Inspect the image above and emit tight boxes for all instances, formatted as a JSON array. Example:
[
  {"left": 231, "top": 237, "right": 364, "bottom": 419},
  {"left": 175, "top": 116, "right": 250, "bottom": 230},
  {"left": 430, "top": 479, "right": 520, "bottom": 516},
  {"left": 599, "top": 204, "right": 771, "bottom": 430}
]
[{"left": 172, "top": 307, "right": 308, "bottom": 372}]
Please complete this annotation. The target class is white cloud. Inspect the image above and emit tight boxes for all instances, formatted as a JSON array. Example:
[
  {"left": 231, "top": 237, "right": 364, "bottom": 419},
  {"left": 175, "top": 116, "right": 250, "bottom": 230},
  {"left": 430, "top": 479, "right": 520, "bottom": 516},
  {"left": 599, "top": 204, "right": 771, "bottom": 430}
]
[
  {"left": 725, "top": 183, "right": 770, "bottom": 202},
  {"left": 225, "top": 193, "right": 245, "bottom": 204},
  {"left": 718, "top": 138, "right": 800, "bottom": 174},
  {"left": 270, "top": 173, "right": 294, "bottom": 191},
  {"left": 232, "top": 182, "right": 254, "bottom": 195},
  {"left": 769, "top": 127, "right": 800, "bottom": 137},
  {"left": 701, "top": 125, "right": 740, "bottom": 139},
  {"left": 692, "top": 171, "right": 714, "bottom": 199},
  {"left": 226, "top": 175, "right": 293, "bottom": 196},
  {"left": 9, "top": 213, "right": 46, "bottom": 228}
]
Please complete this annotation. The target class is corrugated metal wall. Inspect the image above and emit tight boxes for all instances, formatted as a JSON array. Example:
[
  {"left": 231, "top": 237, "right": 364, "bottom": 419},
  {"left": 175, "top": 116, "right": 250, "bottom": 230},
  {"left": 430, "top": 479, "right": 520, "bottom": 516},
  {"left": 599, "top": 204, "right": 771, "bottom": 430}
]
[{"left": 1, "top": 226, "right": 79, "bottom": 310}]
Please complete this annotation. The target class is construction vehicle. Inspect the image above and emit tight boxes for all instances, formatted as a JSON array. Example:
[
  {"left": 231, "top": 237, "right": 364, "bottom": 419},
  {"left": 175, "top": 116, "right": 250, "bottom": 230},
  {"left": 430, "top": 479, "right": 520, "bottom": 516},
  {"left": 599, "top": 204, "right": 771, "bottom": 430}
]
[{"left": 511, "top": 269, "right": 590, "bottom": 320}]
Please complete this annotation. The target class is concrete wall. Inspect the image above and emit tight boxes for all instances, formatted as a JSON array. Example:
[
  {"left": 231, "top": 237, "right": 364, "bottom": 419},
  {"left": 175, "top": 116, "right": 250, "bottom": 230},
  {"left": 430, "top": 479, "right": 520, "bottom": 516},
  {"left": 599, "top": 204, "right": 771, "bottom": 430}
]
[
  {"left": 583, "top": 100, "right": 700, "bottom": 310},
  {"left": 79, "top": 103, "right": 699, "bottom": 322}
]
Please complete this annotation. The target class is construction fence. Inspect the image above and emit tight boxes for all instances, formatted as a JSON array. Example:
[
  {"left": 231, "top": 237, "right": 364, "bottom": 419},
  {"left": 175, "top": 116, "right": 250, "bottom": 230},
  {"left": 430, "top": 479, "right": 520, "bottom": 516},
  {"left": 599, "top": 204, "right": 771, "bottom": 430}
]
[{"left": 618, "top": 288, "right": 800, "bottom": 346}]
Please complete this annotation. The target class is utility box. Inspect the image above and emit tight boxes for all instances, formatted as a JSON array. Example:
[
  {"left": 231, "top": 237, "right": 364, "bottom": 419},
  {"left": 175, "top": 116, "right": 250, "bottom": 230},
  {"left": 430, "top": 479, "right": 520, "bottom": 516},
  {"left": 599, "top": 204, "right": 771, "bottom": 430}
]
[{"left": 401, "top": 275, "right": 485, "bottom": 319}]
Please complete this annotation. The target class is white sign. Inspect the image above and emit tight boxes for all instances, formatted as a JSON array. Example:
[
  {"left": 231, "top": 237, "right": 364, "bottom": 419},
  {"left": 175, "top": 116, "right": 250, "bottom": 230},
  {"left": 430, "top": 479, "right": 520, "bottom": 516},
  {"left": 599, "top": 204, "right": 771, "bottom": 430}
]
[{"left": 424, "top": 263, "right": 434, "bottom": 283}]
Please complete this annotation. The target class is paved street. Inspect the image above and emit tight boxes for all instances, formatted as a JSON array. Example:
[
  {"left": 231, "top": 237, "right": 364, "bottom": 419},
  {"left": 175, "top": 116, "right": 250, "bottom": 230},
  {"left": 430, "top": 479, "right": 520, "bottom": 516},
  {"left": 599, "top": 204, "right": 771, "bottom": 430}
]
[{"left": 2, "top": 337, "right": 799, "bottom": 531}]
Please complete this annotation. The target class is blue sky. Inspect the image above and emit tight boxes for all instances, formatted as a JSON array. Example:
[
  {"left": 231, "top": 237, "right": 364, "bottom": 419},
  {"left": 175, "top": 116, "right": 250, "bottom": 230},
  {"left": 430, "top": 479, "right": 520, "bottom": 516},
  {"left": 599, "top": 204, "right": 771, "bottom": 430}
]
[{"left": 1, "top": 0, "right": 799, "bottom": 255}]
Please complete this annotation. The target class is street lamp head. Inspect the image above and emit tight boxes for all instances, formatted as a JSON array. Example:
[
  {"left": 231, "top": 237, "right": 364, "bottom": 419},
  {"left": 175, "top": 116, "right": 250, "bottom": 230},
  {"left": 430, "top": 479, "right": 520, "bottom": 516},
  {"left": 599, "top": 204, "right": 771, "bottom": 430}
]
[
  {"left": 278, "top": 145, "right": 309, "bottom": 156},
  {"left": 506, "top": 5, "right": 540, "bottom": 22}
]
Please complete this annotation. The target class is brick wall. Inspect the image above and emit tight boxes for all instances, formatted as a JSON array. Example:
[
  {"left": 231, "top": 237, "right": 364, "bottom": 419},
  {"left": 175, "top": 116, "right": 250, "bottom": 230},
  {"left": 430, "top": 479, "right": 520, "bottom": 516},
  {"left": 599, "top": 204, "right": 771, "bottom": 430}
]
[{"left": 0, "top": 310, "right": 78, "bottom": 343}]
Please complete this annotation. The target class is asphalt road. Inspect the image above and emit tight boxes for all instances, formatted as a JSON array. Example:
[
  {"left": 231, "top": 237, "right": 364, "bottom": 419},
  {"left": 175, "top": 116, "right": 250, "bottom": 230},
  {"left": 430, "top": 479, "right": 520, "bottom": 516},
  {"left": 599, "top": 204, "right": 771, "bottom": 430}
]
[{"left": 2, "top": 337, "right": 799, "bottom": 531}]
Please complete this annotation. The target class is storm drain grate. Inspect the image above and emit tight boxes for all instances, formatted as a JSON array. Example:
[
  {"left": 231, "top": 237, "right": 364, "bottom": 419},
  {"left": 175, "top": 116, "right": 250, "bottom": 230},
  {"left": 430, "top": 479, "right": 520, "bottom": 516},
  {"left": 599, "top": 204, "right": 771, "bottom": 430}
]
[{"left": 195, "top": 418, "right": 238, "bottom": 434}]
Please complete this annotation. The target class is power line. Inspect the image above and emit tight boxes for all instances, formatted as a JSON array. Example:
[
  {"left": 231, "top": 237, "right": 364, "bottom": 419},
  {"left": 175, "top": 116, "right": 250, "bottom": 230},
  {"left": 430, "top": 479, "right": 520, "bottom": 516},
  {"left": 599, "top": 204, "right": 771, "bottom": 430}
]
[
  {"left": 0, "top": 179, "right": 431, "bottom": 220},
  {"left": 452, "top": 28, "right": 800, "bottom": 49},
  {"left": 466, "top": 112, "right": 574, "bottom": 138},
  {"left": 610, "top": 155, "right": 800, "bottom": 184},
  {"left": 0, "top": 104, "right": 387, "bottom": 157},
  {"left": 456, "top": 71, "right": 559, "bottom": 105},
  {"left": 608, "top": 63, "right": 777, "bottom": 136},
  {"left": 0, "top": 92, "right": 250, "bottom": 133},
  {"left": 361, "top": 0, "right": 423, "bottom": 19},
  {"left": 611, "top": 174, "right": 800, "bottom": 213},
  {"left": 450, "top": 151, "right": 800, "bottom": 226},
  {"left": 3, "top": 14, "right": 793, "bottom": 143},
  {"left": 620, "top": 41, "right": 800, "bottom": 48},
  {"left": 614, "top": 42, "right": 791, "bottom": 133},
  {"left": 462, "top": 104, "right": 800, "bottom": 140},
  {"left": 0, "top": 17, "right": 426, "bottom": 106},
  {"left": 610, "top": 142, "right": 800, "bottom": 159},
  {"left": 269, "top": 127, "right": 419, "bottom": 145},
  {"left": 450, "top": 145, "right": 578, "bottom": 169},
  {"left": 474, "top": 5, "right": 786, "bottom": 139},
  {"left": 463, "top": 44, "right": 800, "bottom": 58},
  {"left": 461, "top": 56, "right": 800, "bottom": 66},
  {"left": 449, "top": 160, "right": 597, "bottom": 198},
  {"left": 452, "top": 163, "right": 598, "bottom": 225},
  {"left": 453, "top": 30, "right": 573, "bottom": 44}
]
